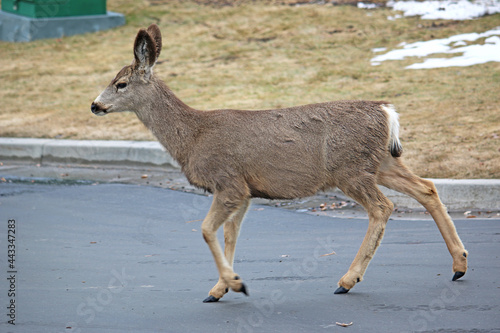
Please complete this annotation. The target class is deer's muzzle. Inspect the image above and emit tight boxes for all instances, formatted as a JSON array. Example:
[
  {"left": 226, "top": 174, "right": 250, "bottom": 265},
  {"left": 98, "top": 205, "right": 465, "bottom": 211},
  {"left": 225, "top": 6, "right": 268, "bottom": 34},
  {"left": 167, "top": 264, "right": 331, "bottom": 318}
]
[{"left": 91, "top": 102, "right": 110, "bottom": 116}]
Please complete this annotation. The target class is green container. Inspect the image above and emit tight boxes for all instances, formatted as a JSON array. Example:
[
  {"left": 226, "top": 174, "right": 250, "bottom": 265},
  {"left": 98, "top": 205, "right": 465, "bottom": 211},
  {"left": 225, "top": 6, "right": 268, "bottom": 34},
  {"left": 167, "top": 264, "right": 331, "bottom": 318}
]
[{"left": 1, "top": 0, "right": 107, "bottom": 18}]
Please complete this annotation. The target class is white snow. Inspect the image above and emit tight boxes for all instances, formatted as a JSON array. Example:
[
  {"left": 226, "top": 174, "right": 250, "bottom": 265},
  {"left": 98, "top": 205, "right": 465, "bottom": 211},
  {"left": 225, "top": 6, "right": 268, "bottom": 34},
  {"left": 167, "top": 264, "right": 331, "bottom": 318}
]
[
  {"left": 358, "top": 2, "right": 379, "bottom": 9},
  {"left": 366, "top": 1, "right": 500, "bottom": 69},
  {"left": 371, "top": 27, "right": 500, "bottom": 69},
  {"left": 387, "top": 14, "right": 403, "bottom": 21},
  {"left": 387, "top": 0, "right": 500, "bottom": 20}
]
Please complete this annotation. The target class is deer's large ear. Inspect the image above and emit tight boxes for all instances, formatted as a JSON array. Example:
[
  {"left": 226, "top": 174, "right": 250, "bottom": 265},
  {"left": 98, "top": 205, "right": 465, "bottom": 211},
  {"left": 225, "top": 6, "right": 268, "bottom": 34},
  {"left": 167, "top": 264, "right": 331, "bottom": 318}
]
[
  {"left": 146, "top": 24, "right": 162, "bottom": 62},
  {"left": 133, "top": 28, "right": 157, "bottom": 73}
]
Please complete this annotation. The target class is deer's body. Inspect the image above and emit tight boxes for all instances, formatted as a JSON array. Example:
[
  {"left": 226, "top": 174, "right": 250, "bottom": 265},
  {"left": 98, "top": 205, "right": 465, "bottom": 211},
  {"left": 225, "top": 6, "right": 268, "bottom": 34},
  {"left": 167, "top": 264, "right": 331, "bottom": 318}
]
[
  {"left": 92, "top": 24, "right": 468, "bottom": 302},
  {"left": 141, "top": 83, "right": 395, "bottom": 200}
]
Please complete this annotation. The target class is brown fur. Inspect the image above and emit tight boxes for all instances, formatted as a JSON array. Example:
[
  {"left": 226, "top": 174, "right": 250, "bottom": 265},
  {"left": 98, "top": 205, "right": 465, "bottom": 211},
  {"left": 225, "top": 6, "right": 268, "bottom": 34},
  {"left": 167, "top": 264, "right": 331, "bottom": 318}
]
[{"left": 91, "top": 24, "right": 468, "bottom": 300}]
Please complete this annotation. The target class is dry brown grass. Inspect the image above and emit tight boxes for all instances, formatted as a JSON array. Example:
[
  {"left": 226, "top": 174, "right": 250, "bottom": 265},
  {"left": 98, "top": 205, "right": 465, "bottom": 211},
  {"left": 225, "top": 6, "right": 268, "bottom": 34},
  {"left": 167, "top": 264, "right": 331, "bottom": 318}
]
[{"left": 0, "top": 0, "right": 499, "bottom": 178}]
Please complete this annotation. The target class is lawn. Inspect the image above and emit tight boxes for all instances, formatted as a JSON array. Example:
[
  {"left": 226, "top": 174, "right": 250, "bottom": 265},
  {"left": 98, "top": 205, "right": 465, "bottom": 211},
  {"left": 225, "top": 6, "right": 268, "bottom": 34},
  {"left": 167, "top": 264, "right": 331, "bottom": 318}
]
[{"left": 0, "top": 0, "right": 499, "bottom": 178}]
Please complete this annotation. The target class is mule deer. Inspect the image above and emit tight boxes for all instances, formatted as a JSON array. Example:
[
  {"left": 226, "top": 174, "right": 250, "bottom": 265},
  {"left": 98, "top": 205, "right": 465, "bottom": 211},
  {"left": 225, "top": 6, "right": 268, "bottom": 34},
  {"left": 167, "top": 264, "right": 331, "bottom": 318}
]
[{"left": 91, "top": 24, "right": 468, "bottom": 302}]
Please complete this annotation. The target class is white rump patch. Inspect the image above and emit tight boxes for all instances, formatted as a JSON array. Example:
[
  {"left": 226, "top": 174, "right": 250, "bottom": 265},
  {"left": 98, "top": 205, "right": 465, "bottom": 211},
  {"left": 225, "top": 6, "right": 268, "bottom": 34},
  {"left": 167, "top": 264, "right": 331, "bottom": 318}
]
[{"left": 381, "top": 104, "right": 403, "bottom": 156}]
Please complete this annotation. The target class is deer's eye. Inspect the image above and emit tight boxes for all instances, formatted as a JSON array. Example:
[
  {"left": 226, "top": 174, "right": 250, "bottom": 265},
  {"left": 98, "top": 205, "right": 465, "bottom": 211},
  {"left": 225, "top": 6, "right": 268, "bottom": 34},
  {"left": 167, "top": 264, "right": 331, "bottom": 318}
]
[{"left": 116, "top": 82, "right": 127, "bottom": 89}]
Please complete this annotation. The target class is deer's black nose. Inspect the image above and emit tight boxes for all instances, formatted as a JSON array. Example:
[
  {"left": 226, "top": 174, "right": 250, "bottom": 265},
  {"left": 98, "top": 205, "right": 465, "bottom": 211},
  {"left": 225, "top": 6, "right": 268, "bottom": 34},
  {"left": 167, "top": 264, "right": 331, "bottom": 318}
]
[{"left": 91, "top": 102, "right": 109, "bottom": 116}]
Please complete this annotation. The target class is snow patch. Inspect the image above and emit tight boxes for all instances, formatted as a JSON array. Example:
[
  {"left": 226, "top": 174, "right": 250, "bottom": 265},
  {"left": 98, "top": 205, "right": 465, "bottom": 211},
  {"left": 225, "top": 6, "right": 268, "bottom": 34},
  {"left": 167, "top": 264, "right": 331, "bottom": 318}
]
[
  {"left": 387, "top": 0, "right": 500, "bottom": 20},
  {"left": 371, "top": 27, "right": 500, "bottom": 69},
  {"left": 358, "top": 2, "right": 379, "bottom": 9}
]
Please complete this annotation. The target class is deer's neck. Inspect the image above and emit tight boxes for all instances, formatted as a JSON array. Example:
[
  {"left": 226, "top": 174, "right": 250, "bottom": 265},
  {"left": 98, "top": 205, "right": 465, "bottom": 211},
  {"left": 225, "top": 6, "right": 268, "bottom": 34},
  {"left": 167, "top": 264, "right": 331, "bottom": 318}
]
[{"left": 135, "top": 79, "right": 200, "bottom": 167}]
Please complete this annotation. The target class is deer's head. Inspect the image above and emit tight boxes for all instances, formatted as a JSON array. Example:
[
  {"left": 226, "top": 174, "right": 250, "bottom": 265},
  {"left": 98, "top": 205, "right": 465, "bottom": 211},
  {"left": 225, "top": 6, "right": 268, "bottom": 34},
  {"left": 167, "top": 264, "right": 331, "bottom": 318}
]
[{"left": 91, "top": 24, "right": 162, "bottom": 116}]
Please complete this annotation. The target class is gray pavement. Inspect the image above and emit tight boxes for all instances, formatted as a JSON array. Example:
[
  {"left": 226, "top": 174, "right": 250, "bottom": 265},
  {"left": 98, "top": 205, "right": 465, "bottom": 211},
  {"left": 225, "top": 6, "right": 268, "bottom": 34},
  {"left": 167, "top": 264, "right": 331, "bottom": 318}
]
[{"left": 0, "top": 179, "right": 499, "bottom": 332}]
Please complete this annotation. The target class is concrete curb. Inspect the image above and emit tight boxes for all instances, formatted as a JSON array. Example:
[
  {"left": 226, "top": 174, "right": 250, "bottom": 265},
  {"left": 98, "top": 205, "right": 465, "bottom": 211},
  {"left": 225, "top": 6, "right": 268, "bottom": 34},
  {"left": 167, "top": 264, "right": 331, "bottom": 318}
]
[
  {"left": 0, "top": 137, "right": 179, "bottom": 169},
  {"left": 1, "top": 138, "right": 498, "bottom": 210},
  {"left": 380, "top": 180, "right": 500, "bottom": 210}
]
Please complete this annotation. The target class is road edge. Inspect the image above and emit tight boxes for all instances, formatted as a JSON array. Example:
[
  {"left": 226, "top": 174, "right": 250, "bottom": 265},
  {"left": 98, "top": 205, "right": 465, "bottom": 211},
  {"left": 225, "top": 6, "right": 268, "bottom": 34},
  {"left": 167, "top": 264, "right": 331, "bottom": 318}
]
[{"left": 1, "top": 137, "right": 498, "bottom": 210}]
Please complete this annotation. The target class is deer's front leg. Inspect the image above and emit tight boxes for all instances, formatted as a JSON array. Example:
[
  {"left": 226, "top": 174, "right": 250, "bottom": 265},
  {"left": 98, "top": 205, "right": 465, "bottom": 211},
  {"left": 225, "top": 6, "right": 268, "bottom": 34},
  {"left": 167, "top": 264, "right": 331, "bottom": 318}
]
[
  {"left": 201, "top": 193, "right": 250, "bottom": 303},
  {"left": 204, "top": 198, "right": 250, "bottom": 302}
]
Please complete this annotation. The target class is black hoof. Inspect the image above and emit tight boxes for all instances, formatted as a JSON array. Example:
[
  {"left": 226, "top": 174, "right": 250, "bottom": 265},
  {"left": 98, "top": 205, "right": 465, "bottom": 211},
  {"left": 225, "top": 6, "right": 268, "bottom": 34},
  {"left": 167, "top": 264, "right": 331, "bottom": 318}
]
[
  {"left": 240, "top": 283, "right": 249, "bottom": 296},
  {"left": 452, "top": 271, "right": 465, "bottom": 281},
  {"left": 334, "top": 286, "right": 350, "bottom": 294},
  {"left": 203, "top": 295, "right": 220, "bottom": 303}
]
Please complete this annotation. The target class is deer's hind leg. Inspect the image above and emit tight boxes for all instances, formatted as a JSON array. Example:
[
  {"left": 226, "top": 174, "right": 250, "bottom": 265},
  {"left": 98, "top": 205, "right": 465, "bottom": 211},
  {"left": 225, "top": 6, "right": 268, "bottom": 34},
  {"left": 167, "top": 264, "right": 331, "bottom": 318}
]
[
  {"left": 203, "top": 198, "right": 250, "bottom": 303},
  {"left": 335, "top": 175, "right": 394, "bottom": 294},
  {"left": 377, "top": 156, "right": 468, "bottom": 281}
]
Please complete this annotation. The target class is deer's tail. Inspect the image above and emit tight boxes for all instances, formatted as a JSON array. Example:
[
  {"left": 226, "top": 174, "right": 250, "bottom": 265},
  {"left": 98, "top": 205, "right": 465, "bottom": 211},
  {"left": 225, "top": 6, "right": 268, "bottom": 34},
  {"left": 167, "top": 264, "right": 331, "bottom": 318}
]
[{"left": 381, "top": 104, "right": 403, "bottom": 158}]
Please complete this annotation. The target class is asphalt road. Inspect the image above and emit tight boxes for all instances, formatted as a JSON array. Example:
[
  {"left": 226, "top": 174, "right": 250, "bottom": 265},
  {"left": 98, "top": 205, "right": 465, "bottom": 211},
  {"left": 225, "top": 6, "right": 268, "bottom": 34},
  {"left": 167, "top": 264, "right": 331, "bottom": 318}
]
[{"left": 0, "top": 180, "right": 499, "bottom": 333}]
